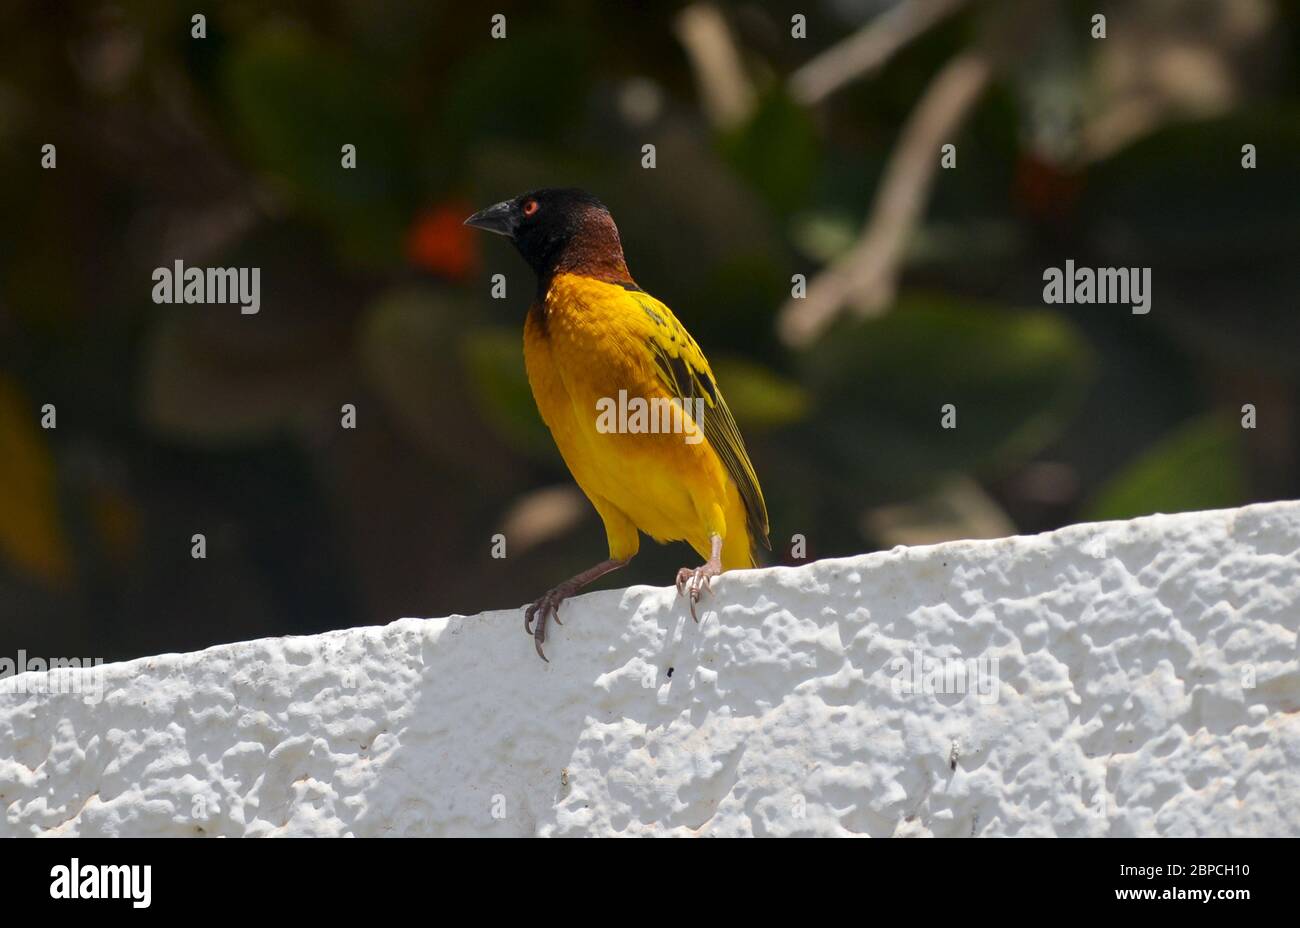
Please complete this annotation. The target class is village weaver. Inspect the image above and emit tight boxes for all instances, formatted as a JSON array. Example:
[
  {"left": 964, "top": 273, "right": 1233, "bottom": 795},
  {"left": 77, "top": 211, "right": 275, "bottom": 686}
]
[{"left": 466, "top": 188, "right": 770, "bottom": 660}]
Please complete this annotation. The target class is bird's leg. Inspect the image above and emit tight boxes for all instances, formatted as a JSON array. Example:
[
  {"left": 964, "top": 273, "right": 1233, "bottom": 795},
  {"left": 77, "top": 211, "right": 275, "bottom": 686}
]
[
  {"left": 676, "top": 533, "right": 724, "bottom": 622},
  {"left": 524, "top": 557, "right": 630, "bottom": 662}
]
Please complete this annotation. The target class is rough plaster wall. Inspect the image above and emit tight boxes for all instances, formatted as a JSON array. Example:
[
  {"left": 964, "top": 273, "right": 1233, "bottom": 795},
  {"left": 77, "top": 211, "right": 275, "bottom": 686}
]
[{"left": 2, "top": 502, "right": 1297, "bottom": 837}]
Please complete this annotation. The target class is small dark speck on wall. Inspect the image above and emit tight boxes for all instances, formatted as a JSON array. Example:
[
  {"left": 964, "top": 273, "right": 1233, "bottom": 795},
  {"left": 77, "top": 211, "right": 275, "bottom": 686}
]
[{"left": 667, "top": 667, "right": 674, "bottom": 677}]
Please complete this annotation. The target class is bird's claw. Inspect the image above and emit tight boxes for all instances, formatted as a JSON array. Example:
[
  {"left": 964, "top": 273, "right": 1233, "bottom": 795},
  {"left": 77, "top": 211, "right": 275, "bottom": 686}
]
[
  {"left": 675, "top": 563, "right": 720, "bottom": 622},
  {"left": 524, "top": 587, "right": 570, "bottom": 662}
]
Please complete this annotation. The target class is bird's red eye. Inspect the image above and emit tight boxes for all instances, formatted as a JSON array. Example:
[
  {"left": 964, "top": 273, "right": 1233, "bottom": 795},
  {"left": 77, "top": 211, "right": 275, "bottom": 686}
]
[{"left": 522, "top": 199, "right": 539, "bottom": 217}]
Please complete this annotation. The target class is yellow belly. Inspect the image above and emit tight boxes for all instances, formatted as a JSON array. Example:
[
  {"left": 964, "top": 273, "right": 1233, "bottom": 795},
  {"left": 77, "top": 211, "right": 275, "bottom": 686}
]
[{"left": 522, "top": 275, "right": 753, "bottom": 568}]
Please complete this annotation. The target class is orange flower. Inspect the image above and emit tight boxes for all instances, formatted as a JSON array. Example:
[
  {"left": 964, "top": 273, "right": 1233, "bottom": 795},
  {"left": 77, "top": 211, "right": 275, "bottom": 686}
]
[{"left": 405, "top": 201, "right": 480, "bottom": 281}]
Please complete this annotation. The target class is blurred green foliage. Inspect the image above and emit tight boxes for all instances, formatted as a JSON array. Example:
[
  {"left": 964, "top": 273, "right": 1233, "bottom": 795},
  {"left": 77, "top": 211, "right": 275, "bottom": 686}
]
[
  {"left": 0, "top": 0, "right": 1296, "bottom": 660},
  {"left": 225, "top": 23, "right": 414, "bottom": 266},
  {"left": 798, "top": 296, "right": 1091, "bottom": 494},
  {"left": 1085, "top": 415, "right": 1248, "bottom": 523}
]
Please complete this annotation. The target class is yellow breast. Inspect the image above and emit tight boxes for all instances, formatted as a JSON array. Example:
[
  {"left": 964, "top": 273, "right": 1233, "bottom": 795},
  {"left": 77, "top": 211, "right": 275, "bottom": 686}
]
[{"left": 523, "top": 274, "right": 754, "bottom": 566}]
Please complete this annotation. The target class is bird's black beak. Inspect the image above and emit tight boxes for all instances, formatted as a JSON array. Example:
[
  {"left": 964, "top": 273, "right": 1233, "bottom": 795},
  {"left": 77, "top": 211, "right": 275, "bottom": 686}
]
[{"left": 463, "top": 200, "right": 518, "bottom": 238}]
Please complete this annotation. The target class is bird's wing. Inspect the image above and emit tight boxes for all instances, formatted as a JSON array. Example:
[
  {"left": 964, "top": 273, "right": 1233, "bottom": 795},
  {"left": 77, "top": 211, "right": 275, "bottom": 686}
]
[{"left": 626, "top": 288, "right": 771, "bottom": 552}]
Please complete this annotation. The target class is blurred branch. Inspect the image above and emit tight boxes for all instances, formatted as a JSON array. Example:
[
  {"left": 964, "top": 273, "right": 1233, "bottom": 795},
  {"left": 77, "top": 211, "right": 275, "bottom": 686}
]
[
  {"left": 789, "top": 0, "right": 968, "bottom": 105},
  {"left": 1076, "top": 18, "right": 1250, "bottom": 166},
  {"left": 863, "top": 476, "right": 1015, "bottom": 547},
  {"left": 501, "top": 485, "right": 587, "bottom": 554},
  {"left": 779, "top": 50, "right": 992, "bottom": 346},
  {"left": 674, "top": 3, "right": 755, "bottom": 130}
]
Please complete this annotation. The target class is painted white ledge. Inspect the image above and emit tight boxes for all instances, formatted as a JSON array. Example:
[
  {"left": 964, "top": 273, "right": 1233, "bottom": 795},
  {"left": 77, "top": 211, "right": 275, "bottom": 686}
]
[{"left": 2, "top": 502, "right": 1298, "bottom": 837}]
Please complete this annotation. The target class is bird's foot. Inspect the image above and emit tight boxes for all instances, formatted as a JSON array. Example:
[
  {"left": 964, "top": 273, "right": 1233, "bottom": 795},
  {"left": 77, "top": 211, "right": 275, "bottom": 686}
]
[
  {"left": 522, "top": 557, "right": 631, "bottom": 662},
  {"left": 675, "top": 558, "right": 722, "bottom": 622},
  {"left": 524, "top": 583, "right": 577, "bottom": 663}
]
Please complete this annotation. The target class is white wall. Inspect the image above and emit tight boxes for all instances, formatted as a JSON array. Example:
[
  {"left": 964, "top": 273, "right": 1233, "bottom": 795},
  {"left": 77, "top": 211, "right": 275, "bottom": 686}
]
[{"left": 2, "top": 502, "right": 1297, "bottom": 836}]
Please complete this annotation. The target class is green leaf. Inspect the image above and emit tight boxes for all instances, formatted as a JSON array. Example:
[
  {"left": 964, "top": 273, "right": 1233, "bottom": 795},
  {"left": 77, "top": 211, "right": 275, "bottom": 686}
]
[
  {"left": 710, "top": 357, "right": 809, "bottom": 431},
  {"left": 459, "top": 327, "right": 554, "bottom": 461},
  {"left": 223, "top": 24, "right": 411, "bottom": 266},
  {"left": 788, "top": 210, "right": 859, "bottom": 264},
  {"left": 797, "top": 293, "right": 1092, "bottom": 495},
  {"left": 439, "top": 26, "right": 591, "bottom": 154},
  {"left": 719, "top": 89, "right": 819, "bottom": 216},
  {"left": 1083, "top": 415, "right": 1247, "bottom": 522}
]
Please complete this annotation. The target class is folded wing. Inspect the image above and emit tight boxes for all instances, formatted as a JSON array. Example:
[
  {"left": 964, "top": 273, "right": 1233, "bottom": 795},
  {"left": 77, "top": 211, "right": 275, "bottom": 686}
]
[{"left": 627, "top": 289, "right": 771, "bottom": 554}]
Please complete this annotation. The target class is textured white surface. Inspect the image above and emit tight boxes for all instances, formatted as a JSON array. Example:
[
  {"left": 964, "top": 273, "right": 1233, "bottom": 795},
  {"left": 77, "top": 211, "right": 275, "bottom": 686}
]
[{"left": 2, "top": 502, "right": 1298, "bottom": 837}]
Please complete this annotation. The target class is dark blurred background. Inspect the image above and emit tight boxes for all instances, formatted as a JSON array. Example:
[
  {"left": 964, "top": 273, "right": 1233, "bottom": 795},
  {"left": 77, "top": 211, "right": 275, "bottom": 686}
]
[{"left": 1, "top": 0, "right": 1297, "bottom": 662}]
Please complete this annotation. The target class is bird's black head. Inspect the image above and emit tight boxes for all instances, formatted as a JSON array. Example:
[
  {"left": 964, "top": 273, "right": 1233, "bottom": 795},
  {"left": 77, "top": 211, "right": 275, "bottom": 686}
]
[{"left": 464, "top": 188, "right": 632, "bottom": 287}]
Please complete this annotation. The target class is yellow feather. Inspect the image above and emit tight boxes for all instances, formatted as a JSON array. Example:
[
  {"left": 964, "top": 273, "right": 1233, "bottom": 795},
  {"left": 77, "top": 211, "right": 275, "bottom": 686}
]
[{"left": 523, "top": 273, "right": 769, "bottom": 570}]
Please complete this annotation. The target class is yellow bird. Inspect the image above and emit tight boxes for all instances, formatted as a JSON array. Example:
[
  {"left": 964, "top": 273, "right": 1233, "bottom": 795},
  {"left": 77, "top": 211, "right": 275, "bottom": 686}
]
[{"left": 466, "top": 188, "right": 770, "bottom": 659}]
